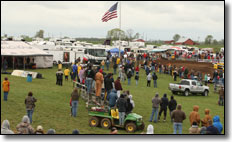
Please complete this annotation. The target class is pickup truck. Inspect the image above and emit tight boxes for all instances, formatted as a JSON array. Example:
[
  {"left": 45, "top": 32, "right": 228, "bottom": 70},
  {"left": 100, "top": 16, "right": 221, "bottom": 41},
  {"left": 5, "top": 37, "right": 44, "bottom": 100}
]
[{"left": 169, "top": 79, "right": 209, "bottom": 96}]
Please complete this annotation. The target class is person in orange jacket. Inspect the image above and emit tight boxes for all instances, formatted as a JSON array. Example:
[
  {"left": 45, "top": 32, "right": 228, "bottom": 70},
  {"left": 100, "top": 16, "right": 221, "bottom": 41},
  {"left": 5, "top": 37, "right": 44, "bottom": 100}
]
[
  {"left": 189, "top": 105, "right": 201, "bottom": 126},
  {"left": 95, "top": 69, "right": 104, "bottom": 103},
  {"left": 2, "top": 77, "right": 10, "bottom": 101},
  {"left": 201, "top": 109, "right": 212, "bottom": 127}
]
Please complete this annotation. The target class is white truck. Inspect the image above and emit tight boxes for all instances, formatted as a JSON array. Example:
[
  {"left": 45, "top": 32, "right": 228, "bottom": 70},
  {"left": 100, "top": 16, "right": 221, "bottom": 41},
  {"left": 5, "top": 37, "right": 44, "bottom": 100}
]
[{"left": 169, "top": 79, "right": 209, "bottom": 96}]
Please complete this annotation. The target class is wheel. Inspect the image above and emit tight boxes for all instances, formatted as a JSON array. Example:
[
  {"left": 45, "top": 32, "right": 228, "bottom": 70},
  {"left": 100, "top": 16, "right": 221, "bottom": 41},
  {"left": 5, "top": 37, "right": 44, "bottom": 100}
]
[
  {"left": 125, "top": 122, "right": 136, "bottom": 133},
  {"left": 138, "top": 122, "right": 145, "bottom": 130},
  {"left": 203, "top": 90, "right": 208, "bottom": 96},
  {"left": 172, "top": 91, "right": 177, "bottom": 95},
  {"left": 184, "top": 89, "right": 189, "bottom": 96},
  {"left": 89, "top": 117, "right": 99, "bottom": 127},
  {"left": 100, "top": 118, "right": 111, "bottom": 129}
]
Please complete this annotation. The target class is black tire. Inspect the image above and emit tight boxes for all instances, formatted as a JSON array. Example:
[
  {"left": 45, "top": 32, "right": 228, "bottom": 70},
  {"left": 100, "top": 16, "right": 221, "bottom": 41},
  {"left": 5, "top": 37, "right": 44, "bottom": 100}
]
[
  {"left": 100, "top": 118, "right": 111, "bottom": 129},
  {"left": 138, "top": 122, "right": 145, "bottom": 130},
  {"left": 89, "top": 117, "right": 99, "bottom": 127},
  {"left": 184, "top": 89, "right": 189, "bottom": 96},
  {"left": 203, "top": 90, "right": 208, "bottom": 96},
  {"left": 125, "top": 122, "right": 137, "bottom": 133}
]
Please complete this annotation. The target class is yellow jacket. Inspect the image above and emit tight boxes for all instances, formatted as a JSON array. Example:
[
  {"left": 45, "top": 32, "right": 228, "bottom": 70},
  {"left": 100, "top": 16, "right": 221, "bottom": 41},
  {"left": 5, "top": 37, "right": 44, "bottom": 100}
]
[{"left": 2, "top": 80, "right": 10, "bottom": 92}]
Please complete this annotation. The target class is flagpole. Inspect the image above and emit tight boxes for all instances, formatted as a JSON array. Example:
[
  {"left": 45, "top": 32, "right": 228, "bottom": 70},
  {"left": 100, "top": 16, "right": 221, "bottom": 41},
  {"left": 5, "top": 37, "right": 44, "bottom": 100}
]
[{"left": 119, "top": 1, "right": 121, "bottom": 58}]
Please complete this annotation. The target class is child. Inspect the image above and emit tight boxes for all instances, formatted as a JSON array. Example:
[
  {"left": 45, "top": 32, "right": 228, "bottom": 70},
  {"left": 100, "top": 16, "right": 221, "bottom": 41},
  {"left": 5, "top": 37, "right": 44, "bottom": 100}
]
[
  {"left": 135, "top": 72, "right": 139, "bottom": 86},
  {"left": 2, "top": 77, "right": 10, "bottom": 101},
  {"left": 101, "top": 60, "right": 105, "bottom": 70},
  {"left": 147, "top": 72, "right": 152, "bottom": 87},
  {"left": 64, "top": 67, "right": 70, "bottom": 81}
]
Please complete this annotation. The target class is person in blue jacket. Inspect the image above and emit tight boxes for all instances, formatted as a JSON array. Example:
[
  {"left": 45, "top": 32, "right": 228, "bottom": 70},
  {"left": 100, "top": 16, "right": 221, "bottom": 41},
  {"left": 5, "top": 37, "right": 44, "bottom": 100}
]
[
  {"left": 107, "top": 89, "right": 118, "bottom": 108},
  {"left": 213, "top": 115, "right": 223, "bottom": 134}
]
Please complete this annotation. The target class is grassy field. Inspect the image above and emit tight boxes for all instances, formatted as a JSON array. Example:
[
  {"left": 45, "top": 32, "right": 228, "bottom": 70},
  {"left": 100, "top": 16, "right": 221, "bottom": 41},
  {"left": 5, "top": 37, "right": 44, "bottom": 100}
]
[{"left": 1, "top": 66, "right": 224, "bottom": 134}]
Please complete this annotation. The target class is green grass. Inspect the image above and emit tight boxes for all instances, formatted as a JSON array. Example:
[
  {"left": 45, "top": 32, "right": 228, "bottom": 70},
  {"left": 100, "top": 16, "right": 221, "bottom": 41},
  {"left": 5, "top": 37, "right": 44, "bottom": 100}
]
[
  {"left": 197, "top": 44, "right": 224, "bottom": 53},
  {"left": 1, "top": 66, "right": 224, "bottom": 134}
]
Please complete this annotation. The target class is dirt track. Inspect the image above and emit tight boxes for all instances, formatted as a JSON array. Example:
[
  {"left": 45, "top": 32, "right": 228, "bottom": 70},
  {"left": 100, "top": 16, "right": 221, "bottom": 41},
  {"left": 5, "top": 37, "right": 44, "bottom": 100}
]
[{"left": 156, "top": 58, "right": 215, "bottom": 77}]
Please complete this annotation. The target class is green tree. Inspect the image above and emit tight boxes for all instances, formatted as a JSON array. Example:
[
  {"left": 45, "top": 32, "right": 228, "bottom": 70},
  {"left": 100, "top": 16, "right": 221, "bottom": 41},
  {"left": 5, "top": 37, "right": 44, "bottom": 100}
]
[
  {"left": 35, "top": 30, "right": 44, "bottom": 38},
  {"left": 173, "top": 34, "right": 180, "bottom": 42},
  {"left": 107, "top": 28, "right": 126, "bottom": 40},
  {"left": 213, "top": 39, "right": 218, "bottom": 45},
  {"left": 134, "top": 33, "right": 140, "bottom": 39},
  {"left": 126, "top": 29, "right": 134, "bottom": 41},
  {"left": 21, "top": 35, "right": 32, "bottom": 42},
  {"left": 205, "top": 35, "right": 213, "bottom": 44}
]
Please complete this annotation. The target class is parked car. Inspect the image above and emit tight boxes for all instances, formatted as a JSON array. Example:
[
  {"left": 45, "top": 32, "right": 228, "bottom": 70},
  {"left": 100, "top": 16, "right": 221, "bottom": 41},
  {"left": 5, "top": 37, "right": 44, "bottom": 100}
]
[{"left": 169, "top": 79, "right": 209, "bottom": 96}]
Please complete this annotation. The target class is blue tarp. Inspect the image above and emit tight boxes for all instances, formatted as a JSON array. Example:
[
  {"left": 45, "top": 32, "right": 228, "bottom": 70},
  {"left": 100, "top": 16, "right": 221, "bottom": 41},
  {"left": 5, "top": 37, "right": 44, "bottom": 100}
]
[{"left": 108, "top": 48, "right": 124, "bottom": 54}]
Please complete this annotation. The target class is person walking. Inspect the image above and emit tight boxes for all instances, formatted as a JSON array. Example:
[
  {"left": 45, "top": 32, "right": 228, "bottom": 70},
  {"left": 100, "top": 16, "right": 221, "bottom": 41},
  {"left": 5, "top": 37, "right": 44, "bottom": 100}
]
[
  {"left": 171, "top": 104, "right": 186, "bottom": 134},
  {"left": 116, "top": 94, "right": 127, "bottom": 126},
  {"left": 16, "top": 115, "right": 35, "bottom": 134},
  {"left": 147, "top": 72, "right": 152, "bottom": 87},
  {"left": 201, "top": 109, "right": 212, "bottom": 127},
  {"left": 71, "top": 88, "right": 80, "bottom": 117},
  {"left": 64, "top": 67, "right": 70, "bottom": 81},
  {"left": 2, "top": 77, "right": 10, "bottom": 101},
  {"left": 189, "top": 105, "right": 201, "bottom": 126},
  {"left": 158, "top": 94, "right": 169, "bottom": 122},
  {"left": 168, "top": 96, "right": 177, "bottom": 122},
  {"left": 95, "top": 69, "right": 104, "bottom": 103},
  {"left": 149, "top": 93, "right": 162, "bottom": 123},
  {"left": 134, "top": 71, "right": 139, "bottom": 86},
  {"left": 1, "top": 120, "right": 14, "bottom": 134},
  {"left": 25, "top": 92, "right": 37, "bottom": 124},
  {"left": 114, "top": 77, "right": 123, "bottom": 98},
  {"left": 152, "top": 72, "right": 158, "bottom": 88}
]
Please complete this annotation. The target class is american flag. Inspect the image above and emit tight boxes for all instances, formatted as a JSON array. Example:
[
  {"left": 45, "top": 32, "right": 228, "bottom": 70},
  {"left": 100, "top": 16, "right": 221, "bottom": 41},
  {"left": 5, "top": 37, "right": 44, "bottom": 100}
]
[{"left": 102, "top": 2, "right": 118, "bottom": 22}]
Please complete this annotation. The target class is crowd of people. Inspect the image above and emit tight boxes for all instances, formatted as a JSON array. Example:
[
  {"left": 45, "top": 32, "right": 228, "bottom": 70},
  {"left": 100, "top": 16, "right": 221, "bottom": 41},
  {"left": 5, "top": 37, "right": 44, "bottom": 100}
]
[{"left": 1, "top": 50, "right": 224, "bottom": 134}]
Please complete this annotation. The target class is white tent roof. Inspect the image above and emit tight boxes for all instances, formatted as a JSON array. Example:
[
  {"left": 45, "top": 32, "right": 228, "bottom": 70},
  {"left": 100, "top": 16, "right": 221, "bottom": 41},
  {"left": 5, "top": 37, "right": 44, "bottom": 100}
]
[
  {"left": 176, "top": 37, "right": 189, "bottom": 43},
  {"left": 1, "top": 41, "right": 53, "bottom": 56}
]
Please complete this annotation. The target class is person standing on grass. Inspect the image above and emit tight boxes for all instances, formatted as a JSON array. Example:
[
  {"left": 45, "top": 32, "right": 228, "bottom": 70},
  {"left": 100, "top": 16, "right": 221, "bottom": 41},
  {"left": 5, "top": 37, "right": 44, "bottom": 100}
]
[
  {"left": 168, "top": 96, "right": 177, "bottom": 122},
  {"left": 71, "top": 88, "right": 80, "bottom": 117},
  {"left": 173, "top": 70, "right": 177, "bottom": 81},
  {"left": 16, "top": 115, "right": 35, "bottom": 134},
  {"left": 25, "top": 92, "right": 37, "bottom": 124},
  {"left": 189, "top": 105, "right": 201, "bottom": 126},
  {"left": 127, "top": 69, "right": 132, "bottom": 85},
  {"left": 149, "top": 93, "right": 162, "bottom": 123},
  {"left": 135, "top": 71, "right": 139, "bottom": 86},
  {"left": 152, "top": 72, "right": 158, "bottom": 88},
  {"left": 171, "top": 104, "right": 186, "bottom": 134},
  {"left": 58, "top": 61, "right": 62, "bottom": 70},
  {"left": 101, "top": 60, "right": 105, "bottom": 71},
  {"left": 104, "top": 73, "right": 114, "bottom": 96},
  {"left": 158, "top": 94, "right": 169, "bottom": 122},
  {"left": 113, "top": 62, "right": 118, "bottom": 75},
  {"left": 95, "top": 69, "right": 104, "bottom": 103},
  {"left": 72, "top": 63, "right": 78, "bottom": 81},
  {"left": 85, "top": 64, "right": 95, "bottom": 94},
  {"left": 64, "top": 67, "right": 70, "bottom": 81},
  {"left": 2, "top": 77, "right": 10, "bottom": 101},
  {"left": 56, "top": 69, "right": 63, "bottom": 86},
  {"left": 218, "top": 86, "right": 224, "bottom": 106},
  {"left": 146, "top": 72, "right": 152, "bottom": 87},
  {"left": 1, "top": 120, "right": 14, "bottom": 134},
  {"left": 115, "top": 77, "right": 123, "bottom": 98},
  {"left": 116, "top": 94, "right": 127, "bottom": 126},
  {"left": 107, "top": 89, "right": 118, "bottom": 108}
]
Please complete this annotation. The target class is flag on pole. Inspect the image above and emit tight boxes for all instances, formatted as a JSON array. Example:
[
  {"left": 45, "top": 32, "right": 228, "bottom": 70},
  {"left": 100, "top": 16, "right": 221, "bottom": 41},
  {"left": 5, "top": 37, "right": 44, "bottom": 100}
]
[{"left": 102, "top": 2, "right": 118, "bottom": 22}]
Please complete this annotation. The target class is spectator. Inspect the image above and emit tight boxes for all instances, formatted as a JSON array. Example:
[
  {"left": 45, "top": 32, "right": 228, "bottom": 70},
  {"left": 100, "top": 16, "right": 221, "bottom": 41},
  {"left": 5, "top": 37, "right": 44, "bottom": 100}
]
[
  {"left": 213, "top": 116, "right": 223, "bottom": 134},
  {"left": 101, "top": 60, "right": 105, "bottom": 70},
  {"left": 189, "top": 105, "right": 200, "bottom": 126},
  {"left": 1, "top": 120, "right": 14, "bottom": 134},
  {"left": 204, "top": 74, "right": 208, "bottom": 86},
  {"left": 2, "top": 77, "right": 10, "bottom": 101},
  {"left": 35, "top": 125, "right": 44, "bottom": 134},
  {"left": 106, "top": 58, "right": 110, "bottom": 71},
  {"left": 134, "top": 71, "right": 139, "bottom": 86},
  {"left": 104, "top": 73, "right": 114, "bottom": 96},
  {"left": 113, "top": 63, "right": 118, "bottom": 75},
  {"left": 206, "top": 120, "right": 219, "bottom": 134},
  {"left": 72, "top": 63, "right": 78, "bottom": 81},
  {"left": 127, "top": 69, "right": 132, "bottom": 85},
  {"left": 173, "top": 70, "right": 177, "bottom": 81},
  {"left": 56, "top": 69, "right": 63, "bottom": 86},
  {"left": 16, "top": 115, "right": 34, "bottom": 134},
  {"left": 25, "top": 92, "right": 37, "bottom": 123},
  {"left": 189, "top": 121, "right": 201, "bottom": 134},
  {"left": 168, "top": 96, "right": 177, "bottom": 122},
  {"left": 149, "top": 93, "right": 162, "bottom": 123},
  {"left": 78, "top": 66, "right": 85, "bottom": 84},
  {"left": 152, "top": 72, "right": 158, "bottom": 88},
  {"left": 116, "top": 94, "right": 127, "bottom": 126},
  {"left": 114, "top": 77, "right": 123, "bottom": 98},
  {"left": 107, "top": 89, "right": 118, "bottom": 108},
  {"left": 147, "top": 72, "right": 152, "bottom": 87},
  {"left": 128, "top": 95, "right": 135, "bottom": 108},
  {"left": 95, "top": 69, "right": 104, "bottom": 102},
  {"left": 47, "top": 129, "right": 56, "bottom": 134},
  {"left": 85, "top": 64, "right": 95, "bottom": 94},
  {"left": 110, "top": 127, "right": 118, "bottom": 134},
  {"left": 72, "top": 129, "right": 80, "bottom": 134},
  {"left": 3, "top": 58, "right": 8, "bottom": 72},
  {"left": 64, "top": 67, "right": 70, "bottom": 81},
  {"left": 201, "top": 109, "right": 212, "bottom": 127},
  {"left": 58, "top": 61, "right": 62, "bottom": 70},
  {"left": 158, "top": 94, "right": 169, "bottom": 122},
  {"left": 146, "top": 124, "right": 154, "bottom": 134},
  {"left": 71, "top": 88, "right": 80, "bottom": 117},
  {"left": 218, "top": 86, "right": 224, "bottom": 106},
  {"left": 171, "top": 104, "right": 186, "bottom": 134},
  {"left": 126, "top": 96, "right": 133, "bottom": 114}
]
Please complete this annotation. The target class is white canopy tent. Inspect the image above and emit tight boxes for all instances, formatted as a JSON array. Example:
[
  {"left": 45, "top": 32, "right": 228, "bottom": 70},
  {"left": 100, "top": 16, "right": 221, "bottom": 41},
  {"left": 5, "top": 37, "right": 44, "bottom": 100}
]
[{"left": 1, "top": 41, "right": 53, "bottom": 69}]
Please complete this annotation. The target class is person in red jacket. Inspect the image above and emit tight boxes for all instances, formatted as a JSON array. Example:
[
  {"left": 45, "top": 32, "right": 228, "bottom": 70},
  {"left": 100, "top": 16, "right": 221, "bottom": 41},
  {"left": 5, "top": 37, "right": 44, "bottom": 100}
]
[
  {"left": 2, "top": 77, "right": 10, "bottom": 101},
  {"left": 114, "top": 77, "right": 123, "bottom": 98}
]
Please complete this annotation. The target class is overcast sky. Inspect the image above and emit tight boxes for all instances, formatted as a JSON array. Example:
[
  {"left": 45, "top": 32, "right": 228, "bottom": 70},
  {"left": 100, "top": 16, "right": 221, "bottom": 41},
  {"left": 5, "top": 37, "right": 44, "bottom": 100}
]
[{"left": 1, "top": 1, "right": 224, "bottom": 41}]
